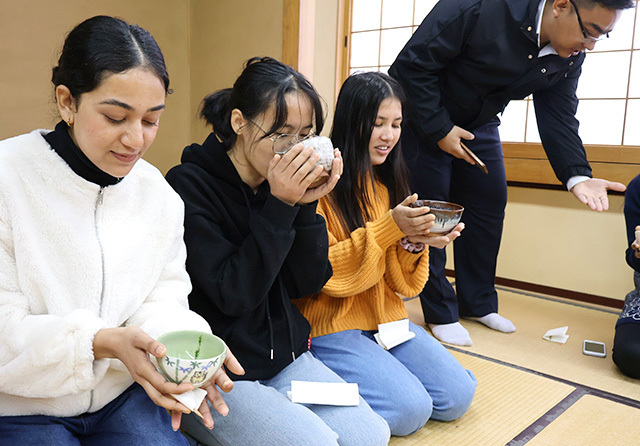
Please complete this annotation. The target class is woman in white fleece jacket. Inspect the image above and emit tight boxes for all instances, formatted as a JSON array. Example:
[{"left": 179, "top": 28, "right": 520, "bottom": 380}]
[{"left": 0, "top": 16, "right": 242, "bottom": 445}]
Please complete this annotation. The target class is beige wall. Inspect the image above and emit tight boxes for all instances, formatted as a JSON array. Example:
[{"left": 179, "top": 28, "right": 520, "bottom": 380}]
[
  {"left": 0, "top": 0, "right": 284, "bottom": 173},
  {"left": 500, "top": 187, "right": 630, "bottom": 300},
  {"left": 0, "top": 0, "right": 191, "bottom": 174},
  {"left": 189, "top": 0, "right": 284, "bottom": 145},
  {"left": 438, "top": 177, "right": 631, "bottom": 301},
  {"left": 441, "top": 185, "right": 631, "bottom": 302},
  {"left": 447, "top": 181, "right": 631, "bottom": 302}
]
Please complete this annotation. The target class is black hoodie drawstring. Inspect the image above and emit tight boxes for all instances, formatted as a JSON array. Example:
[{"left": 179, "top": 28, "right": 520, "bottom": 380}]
[
  {"left": 265, "top": 302, "right": 274, "bottom": 360},
  {"left": 279, "top": 275, "right": 297, "bottom": 361},
  {"left": 239, "top": 184, "right": 297, "bottom": 362}
]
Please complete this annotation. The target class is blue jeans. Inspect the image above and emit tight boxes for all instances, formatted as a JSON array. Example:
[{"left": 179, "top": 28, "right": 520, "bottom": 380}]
[
  {"left": 0, "top": 383, "right": 188, "bottom": 445},
  {"left": 181, "top": 351, "right": 390, "bottom": 446},
  {"left": 311, "top": 321, "right": 477, "bottom": 436}
]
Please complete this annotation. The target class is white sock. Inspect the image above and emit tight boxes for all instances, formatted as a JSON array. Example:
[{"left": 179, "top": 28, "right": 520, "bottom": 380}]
[
  {"left": 466, "top": 313, "right": 516, "bottom": 333},
  {"left": 428, "top": 322, "right": 473, "bottom": 346}
]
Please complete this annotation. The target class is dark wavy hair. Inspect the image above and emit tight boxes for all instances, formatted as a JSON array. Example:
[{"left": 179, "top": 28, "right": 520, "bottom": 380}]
[
  {"left": 52, "top": 15, "right": 170, "bottom": 100},
  {"left": 199, "top": 57, "right": 324, "bottom": 150},
  {"left": 329, "top": 71, "right": 410, "bottom": 233}
]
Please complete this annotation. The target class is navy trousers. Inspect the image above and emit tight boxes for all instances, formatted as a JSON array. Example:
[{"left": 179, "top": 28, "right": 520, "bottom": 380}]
[{"left": 402, "top": 120, "right": 508, "bottom": 324}]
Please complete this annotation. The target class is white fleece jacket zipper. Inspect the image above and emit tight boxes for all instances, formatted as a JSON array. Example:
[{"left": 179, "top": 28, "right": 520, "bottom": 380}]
[{"left": 89, "top": 186, "right": 106, "bottom": 412}]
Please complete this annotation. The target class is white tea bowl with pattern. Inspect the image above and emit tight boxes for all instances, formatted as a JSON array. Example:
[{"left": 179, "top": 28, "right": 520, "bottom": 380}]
[{"left": 157, "top": 330, "right": 226, "bottom": 388}]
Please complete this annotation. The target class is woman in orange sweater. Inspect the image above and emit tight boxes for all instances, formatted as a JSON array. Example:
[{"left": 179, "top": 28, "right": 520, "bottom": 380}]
[{"left": 295, "top": 71, "right": 477, "bottom": 436}]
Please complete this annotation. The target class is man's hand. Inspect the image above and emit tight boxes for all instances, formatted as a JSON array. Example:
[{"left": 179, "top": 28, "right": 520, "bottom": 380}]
[
  {"left": 437, "top": 125, "right": 476, "bottom": 164},
  {"left": 570, "top": 178, "right": 626, "bottom": 212}
]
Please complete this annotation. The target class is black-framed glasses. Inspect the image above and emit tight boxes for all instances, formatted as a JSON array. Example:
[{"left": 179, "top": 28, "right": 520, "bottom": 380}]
[
  {"left": 569, "top": 0, "right": 609, "bottom": 44},
  {"left": 247, "top": 118, "right": 315, "bottom": 154}
]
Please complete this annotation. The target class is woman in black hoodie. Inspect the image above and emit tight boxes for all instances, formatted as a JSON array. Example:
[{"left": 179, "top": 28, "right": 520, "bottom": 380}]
[{"left": 166, "top": 57, "right": 390, "bottom": 446}]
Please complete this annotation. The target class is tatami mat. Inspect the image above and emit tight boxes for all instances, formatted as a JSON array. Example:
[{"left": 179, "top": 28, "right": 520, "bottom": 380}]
[
  {"left": 388, "top": 351, "right": 574, "bottom": 446},
  {"left": 404, "top": 288, "right": 640, "bottom": 401},
  {"left": 526, "top": 395, "right": 640, "bottom": 446}
]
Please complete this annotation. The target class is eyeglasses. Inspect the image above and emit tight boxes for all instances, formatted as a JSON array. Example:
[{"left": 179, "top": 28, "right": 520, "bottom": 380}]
[
  {"left": 247, "top": 118, "right": 315, "bottom": 154},
  {"left": 569, "top": 0, "right": 609, "bottom": 44}
]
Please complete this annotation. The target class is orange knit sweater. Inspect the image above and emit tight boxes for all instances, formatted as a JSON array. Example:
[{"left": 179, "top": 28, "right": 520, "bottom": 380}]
[{"left": 295, "top": 179, "right": 430, "bottom": 338}]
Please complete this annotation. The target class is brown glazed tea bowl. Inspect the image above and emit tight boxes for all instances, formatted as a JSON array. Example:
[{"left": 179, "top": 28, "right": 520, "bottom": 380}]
[{"left": 410, "top": 200, "right": 464, "bottom": 234}]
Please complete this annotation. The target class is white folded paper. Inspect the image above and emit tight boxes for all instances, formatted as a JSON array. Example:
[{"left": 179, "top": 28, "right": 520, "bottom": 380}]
[
  {"left": 374, "top": 319, "right": 416, "bottom": 350},
  {"left": 543, "top": 326, "right": 569, "bottom": 344},
  {"left": 288, "top": 380, "right": 359, "bottom": 406},
  {"left": 171, "top": 388, "right": 208, "bottom": 412}
]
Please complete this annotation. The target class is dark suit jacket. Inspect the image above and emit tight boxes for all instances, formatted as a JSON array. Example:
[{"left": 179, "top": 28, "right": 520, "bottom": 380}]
[{"left": 389, "top": 0, "right": 592, "bottom": 184}]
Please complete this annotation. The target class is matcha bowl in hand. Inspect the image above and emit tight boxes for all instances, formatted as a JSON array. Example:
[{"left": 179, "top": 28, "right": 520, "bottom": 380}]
[
  {"left": 157, "top": 330, "right": 227, "bottom": 388},
  {"left": 410, "top": 200, "right": 464, "bottom": 234},
  {"left": 301, "top": 136, "right": 336, "bottom": 188}
]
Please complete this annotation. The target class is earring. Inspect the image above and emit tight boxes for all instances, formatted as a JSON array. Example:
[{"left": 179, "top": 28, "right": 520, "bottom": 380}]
[{"left": 66, "top": 117, "right": 74, "bottom": 127}]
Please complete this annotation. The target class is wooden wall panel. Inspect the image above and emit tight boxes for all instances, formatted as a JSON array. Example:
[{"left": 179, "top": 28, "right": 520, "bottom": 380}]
[
  {"left": 504, "top": 142, "right": 640, "bottom": 187},
  {"left": 282, "top": 0, "right": 300, "bottom": 70}
]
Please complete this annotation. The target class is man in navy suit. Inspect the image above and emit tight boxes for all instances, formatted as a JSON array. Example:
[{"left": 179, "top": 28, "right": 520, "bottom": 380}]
[{"left": 389, "top": 0, "right": 633, "bottom": 346}]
